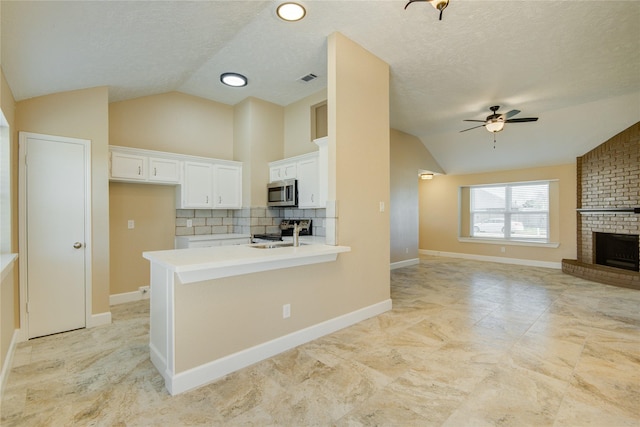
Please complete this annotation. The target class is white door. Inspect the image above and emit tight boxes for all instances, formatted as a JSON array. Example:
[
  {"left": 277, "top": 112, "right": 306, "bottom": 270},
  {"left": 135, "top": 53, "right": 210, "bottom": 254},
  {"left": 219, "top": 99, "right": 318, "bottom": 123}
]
[{"left": 20, "top": 132, "right": 90, "bottom": 339}]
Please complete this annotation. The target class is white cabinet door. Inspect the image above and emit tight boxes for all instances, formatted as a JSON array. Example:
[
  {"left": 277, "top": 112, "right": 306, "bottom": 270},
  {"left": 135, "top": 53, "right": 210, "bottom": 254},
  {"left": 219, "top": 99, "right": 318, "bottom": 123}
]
[
  {"left": 149, "top": 157, "right": 180, "bottom": 183},
  {"left": 269, "top": 166, "right": 282, "bottom": 182},
  {"left": 181, "top": 161, "right": 213, "bottom": 208},
  {"left": 297, "top": 156, "right": 319, "bottom": 208},
  {"left": 213, "top": 164, "right": 242, "bottom": 209},
  {"left": 269, "top": 162, "right": 297, "bottom": 183},
  {"left": 110, "top": 151, "right": 146, "bottom": 180}
]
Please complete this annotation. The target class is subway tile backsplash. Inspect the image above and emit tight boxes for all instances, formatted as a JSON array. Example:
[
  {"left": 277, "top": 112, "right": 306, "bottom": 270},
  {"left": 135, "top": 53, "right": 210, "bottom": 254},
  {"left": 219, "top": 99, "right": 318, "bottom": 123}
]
[{"left": 175, "top": 207, "right": 326, "bottom": 237}]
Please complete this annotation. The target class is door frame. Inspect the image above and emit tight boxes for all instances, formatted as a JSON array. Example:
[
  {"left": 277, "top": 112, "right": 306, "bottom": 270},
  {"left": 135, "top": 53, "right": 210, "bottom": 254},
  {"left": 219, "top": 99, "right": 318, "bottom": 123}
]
[{"left": 18, "top": 132, "right": 93, "bottom": 341}]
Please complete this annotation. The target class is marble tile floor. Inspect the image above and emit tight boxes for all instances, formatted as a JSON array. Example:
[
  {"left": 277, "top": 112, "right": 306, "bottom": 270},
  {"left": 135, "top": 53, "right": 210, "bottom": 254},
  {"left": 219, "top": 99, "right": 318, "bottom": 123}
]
[{"left": 2, "top": 256, "right": 639, "bottom": 426}]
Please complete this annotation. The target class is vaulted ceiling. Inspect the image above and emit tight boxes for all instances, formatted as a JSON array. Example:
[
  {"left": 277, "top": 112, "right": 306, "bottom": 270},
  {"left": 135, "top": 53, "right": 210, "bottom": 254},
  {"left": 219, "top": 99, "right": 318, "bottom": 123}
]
[{"left": 2, "top": 1, "right": 639, "bottom": 174}]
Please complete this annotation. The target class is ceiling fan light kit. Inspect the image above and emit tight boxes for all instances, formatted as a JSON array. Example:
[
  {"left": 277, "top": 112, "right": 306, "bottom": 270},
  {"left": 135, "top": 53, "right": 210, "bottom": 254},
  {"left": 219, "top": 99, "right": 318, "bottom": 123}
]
[
  {"left": 404, "top": 0, "right": 449, "bottom": 20},
  {"left": 460, "top": 105, "right": 539, "bottom": 148}
]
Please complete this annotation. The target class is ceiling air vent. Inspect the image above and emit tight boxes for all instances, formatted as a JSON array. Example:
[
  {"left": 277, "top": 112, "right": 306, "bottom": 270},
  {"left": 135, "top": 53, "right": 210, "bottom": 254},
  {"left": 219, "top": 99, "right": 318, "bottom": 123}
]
[{"left": 298, "top": 73, "right": 318, "bottom": 83}]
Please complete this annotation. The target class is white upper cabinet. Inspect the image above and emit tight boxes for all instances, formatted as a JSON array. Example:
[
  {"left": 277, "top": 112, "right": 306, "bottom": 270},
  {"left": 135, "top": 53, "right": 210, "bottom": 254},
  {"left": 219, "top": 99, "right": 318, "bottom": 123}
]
[
  {"left": 268, "top": 144, "right": 327, "bottom": 209},
  {"left": 148, "top": 157, "right": 180, "bottom": 183},
  {"left": 269, "top": 161, "right": 297, "bottom": 182},
  {"left": 110, "top": 151, "right": 147, "bottom": 181},
  {"left": 296, "top": 156, "right": 319, "bottom": 208},
  {"left": 109, "top": 146, "right": 243, "bottom": 210},
  {"left": 181, "top": 161, "right": 214, "bottom": 208},
  {"left": 213, "top": 163, "right": 242, "bottom": 209}
]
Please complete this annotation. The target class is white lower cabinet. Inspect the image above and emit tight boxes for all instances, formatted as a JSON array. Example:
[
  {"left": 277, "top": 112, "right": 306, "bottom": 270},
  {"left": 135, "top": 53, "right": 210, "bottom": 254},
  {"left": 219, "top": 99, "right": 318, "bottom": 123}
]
[{"left": 175, "top": 234, "right": 251, "bottom": 249}]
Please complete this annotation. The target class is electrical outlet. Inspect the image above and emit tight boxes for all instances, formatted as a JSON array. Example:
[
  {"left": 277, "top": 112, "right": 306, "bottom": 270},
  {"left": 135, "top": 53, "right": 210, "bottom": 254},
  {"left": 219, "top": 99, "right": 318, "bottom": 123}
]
[
  {"left": 283, "top": 303, "right": 291, "bottom": 319},
  {"left": 128, "top": 220, "right": 135, "bottom": 229},
  {"left": 379, "top": 202, "right": 385, "bottom": 212},
  {"left": 501, "top": 247, "right": 506, "bottom": 253},
  {"left": 186, "top": 219, "right": 193, "bottom": 228}
]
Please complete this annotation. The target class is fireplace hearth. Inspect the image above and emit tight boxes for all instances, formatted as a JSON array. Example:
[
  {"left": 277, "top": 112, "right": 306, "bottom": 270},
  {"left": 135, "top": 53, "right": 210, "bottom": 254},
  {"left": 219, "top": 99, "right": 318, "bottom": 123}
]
[{"left": 595, "top": 232, "right": 639, "bottom": 272}]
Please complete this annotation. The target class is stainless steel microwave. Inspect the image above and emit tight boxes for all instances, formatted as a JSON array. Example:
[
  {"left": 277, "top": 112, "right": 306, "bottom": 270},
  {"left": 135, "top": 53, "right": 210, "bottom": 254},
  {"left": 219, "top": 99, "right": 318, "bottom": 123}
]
[{"left": 267, "top": 179, "right": 298, "bottom": 207}]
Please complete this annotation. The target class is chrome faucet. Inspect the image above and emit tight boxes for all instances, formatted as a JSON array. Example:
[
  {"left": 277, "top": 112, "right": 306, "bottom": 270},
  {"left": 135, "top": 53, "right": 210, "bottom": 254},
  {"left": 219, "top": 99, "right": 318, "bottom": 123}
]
[{"left": 293, "top": 223, "right": 300, "bottom": 247}]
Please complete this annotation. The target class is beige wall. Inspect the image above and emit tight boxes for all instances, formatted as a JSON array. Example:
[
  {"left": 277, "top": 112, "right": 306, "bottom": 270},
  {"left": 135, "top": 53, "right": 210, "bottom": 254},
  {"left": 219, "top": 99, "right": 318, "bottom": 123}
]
[
  {"left": 419, "top": 163, "right": 577, "bottom": 263},
  {"left": 284, "top": 89, "right": 327, "bottom": 158},
  {"left": 108, "top": 93, "right": 239, "bottom": 296},
  {"left": 234, "top": 97, "right": 284, "bottom": 207},
  {"left": 0, "top": 67, "right": 18, "bottom": 380},
  {"left": 109, "top": 183, "right": 175, "bottom": 295},
  {"left": 390, "top": 129, "right": 443, "bottom": 264},
  {"left": 109, "top": 91, "right": 234, "bottom": 159},
  {"left": 16, "top": 86, "right": 111, "bottom": 315},
  {"left": 174, "top": 32, "right": 392, "bottom": 372},
  {"left": 329, "top": 31, "right": 390, "bottom": 302}
]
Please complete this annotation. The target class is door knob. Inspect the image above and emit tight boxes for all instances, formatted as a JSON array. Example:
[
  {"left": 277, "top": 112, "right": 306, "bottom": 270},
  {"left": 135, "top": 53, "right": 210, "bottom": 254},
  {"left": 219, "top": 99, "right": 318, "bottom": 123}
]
[{"left": 73, "top": 242, "right": 83, "bottom": 249}]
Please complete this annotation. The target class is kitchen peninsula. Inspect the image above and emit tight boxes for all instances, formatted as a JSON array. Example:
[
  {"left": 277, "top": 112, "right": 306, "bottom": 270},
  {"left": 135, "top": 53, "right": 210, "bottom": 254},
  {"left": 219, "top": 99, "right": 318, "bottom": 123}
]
[{"left": 143, "top": 241, "right": 352, "bottom": 395}]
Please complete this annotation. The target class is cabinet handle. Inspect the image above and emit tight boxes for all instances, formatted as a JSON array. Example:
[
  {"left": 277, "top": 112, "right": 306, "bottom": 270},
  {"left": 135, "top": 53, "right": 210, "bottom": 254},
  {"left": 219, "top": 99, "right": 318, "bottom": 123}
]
[
  {"left": 219, "top": 196, "right": 222, "bottom": 204},
  {"left": 153, "top": 167, "right": 157, "bottom": 176},
  {"left": 311, "top": 194, "right": 314, "bottom": 202},
  {"left": 138, "top": 166, "right": 142, "bottom": 175},
  {"left": 206, "top": 196, "right": 209, "bottom": 204}
]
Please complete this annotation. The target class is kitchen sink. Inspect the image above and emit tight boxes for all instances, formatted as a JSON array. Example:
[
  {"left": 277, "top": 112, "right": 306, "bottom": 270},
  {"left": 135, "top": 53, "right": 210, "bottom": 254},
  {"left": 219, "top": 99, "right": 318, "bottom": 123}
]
[{"left": 250, "top": 242, "right": 308, "bottom": 249}]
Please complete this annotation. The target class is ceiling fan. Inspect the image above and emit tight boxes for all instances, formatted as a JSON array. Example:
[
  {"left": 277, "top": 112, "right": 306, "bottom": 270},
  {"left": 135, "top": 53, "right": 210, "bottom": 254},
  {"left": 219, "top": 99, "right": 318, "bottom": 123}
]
[
  {"left": 404, "top": 0, "right": 449, "bottom": 21},
  {"left": 460, "top": 106, "right": 539, "bottom": 134}
]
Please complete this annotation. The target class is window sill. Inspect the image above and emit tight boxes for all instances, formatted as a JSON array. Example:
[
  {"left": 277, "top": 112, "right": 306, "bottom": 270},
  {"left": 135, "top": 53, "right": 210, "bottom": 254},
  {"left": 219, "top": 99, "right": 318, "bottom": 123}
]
[{"left": 458, "top": 237, "right": 560, "bottom": 248}]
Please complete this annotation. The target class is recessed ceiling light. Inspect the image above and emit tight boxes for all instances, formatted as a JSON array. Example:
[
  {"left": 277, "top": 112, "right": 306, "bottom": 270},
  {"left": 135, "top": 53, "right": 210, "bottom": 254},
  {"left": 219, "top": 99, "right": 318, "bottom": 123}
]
[
  {"left": 277, "top": 2, "right": 306, "bottom": 21},
  {"left": 220, "top": 73, "right": 247, "bottom": 87}
]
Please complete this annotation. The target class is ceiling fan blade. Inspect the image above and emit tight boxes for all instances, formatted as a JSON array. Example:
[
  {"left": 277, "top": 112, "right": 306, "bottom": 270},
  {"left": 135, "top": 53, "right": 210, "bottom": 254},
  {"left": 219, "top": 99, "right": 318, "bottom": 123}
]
[
  {"left": 463, "top": 119, "right": 486, "bottom": 123},
  {"left": 505, "top": 117, "right": 539, "bottom": 123},
  {"left": 500, "top": 109, "right": 521, "bottom": 120},
  {"left": 460, "top": 124, "right": 486, "bottom": 133},
  {"left": 404, "top": 0, "right": 429, "bottom": 10}
]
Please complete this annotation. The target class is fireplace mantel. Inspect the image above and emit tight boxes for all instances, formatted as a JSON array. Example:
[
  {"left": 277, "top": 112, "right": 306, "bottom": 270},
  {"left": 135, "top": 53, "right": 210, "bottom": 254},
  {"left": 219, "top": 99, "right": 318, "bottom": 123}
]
[{"left": 577, "top": 207, "right": 640, "bottom": 214}]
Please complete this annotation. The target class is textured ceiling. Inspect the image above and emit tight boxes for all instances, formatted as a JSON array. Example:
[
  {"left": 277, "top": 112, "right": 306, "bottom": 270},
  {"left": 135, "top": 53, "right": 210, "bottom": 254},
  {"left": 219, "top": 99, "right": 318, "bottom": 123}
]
[{"left": 2, "top": 1, "right": 639, "bottom": 174}]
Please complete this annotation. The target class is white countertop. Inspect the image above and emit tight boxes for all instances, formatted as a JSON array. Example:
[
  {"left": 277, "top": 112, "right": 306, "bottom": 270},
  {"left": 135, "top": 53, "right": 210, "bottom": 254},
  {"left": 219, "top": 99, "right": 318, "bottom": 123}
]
[{"left": 144, "top": 238, "right": 350, "bottom": 283}]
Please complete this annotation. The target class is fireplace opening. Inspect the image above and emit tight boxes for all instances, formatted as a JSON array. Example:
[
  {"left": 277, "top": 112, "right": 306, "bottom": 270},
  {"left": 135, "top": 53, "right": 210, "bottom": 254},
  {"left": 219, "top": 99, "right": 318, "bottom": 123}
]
[{"left": 594, "top": 232, "right": 640, "bottom": 272}]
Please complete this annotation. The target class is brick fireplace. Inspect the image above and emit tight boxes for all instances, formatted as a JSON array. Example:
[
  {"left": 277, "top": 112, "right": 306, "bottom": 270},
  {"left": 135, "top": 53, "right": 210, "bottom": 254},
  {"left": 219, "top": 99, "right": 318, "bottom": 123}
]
[{"left": 562, "top": 121, "right": 640, "bottom": 290}]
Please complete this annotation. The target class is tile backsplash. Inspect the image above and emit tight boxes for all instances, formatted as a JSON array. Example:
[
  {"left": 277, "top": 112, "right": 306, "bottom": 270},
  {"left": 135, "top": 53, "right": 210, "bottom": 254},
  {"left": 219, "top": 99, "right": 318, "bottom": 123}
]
[{"left": 176, "top": 207, "right": 326, "bottom": 237}]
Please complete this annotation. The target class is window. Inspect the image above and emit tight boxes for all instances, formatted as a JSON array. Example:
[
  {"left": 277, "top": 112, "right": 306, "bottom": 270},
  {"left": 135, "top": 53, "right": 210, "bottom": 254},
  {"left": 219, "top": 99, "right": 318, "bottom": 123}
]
[{"left": 469, "top": 181, "right": 549, "bottom": 242}]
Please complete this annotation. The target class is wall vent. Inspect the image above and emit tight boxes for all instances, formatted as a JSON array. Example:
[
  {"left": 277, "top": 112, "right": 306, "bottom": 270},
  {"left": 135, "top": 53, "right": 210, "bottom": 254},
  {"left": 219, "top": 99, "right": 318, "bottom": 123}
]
[{"left": 298, "top": 73, "right": 318, "bottom": 83}]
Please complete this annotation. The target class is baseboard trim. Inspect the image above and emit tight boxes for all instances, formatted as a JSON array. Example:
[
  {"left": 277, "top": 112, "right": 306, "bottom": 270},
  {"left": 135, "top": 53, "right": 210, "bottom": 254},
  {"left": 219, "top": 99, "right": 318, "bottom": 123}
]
[
  {"left": 390, "top": 258, "right": 420, "bottom": 270},
  {"left": 0, "top": 329, "right": 20, "bottom": 399},
  {"left": 110, "top": 290, "right": 149, "bottom": 306},
  {"left": 163, "top": 298, "right": 393, "bottom": 395},
  {"left": 88, "top": 311, "right": 112, "bottom": 328},
  {"left": 419, "top": 249, "right": 562, "bottom": 269}
]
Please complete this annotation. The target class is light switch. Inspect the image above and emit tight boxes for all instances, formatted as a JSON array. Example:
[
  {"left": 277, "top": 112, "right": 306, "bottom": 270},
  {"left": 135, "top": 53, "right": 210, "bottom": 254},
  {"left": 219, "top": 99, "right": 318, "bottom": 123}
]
[
  {"left": 127, "top": 220, "right": 134, "bottom": 229},
  {"left": 379, "top": 202, "right": 385, "bottom": 212}
]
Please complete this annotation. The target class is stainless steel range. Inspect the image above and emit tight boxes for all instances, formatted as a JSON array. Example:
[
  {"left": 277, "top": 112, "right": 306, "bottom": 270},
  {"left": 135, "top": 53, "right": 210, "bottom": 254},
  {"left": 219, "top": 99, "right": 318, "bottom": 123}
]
[{"left": 253, "top": 219, "right": 312, "bottom": 242}]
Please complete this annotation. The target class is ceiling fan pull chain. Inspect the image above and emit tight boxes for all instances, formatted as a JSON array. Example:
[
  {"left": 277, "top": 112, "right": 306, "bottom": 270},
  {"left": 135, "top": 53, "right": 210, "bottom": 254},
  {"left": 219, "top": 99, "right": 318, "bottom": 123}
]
[{"left": 493, "top": 133, "right": 496, "bottom": 149}]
